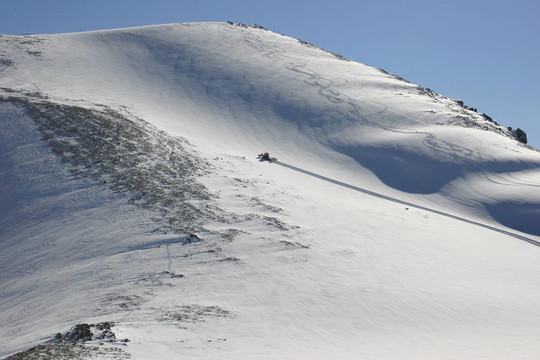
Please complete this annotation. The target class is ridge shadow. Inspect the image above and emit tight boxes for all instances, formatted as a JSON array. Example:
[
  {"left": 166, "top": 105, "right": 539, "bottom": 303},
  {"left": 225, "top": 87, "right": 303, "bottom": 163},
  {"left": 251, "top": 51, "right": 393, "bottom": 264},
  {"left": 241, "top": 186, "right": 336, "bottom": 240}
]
[{"left": 274, "top": 161, "right": 540, "bottom": 247}]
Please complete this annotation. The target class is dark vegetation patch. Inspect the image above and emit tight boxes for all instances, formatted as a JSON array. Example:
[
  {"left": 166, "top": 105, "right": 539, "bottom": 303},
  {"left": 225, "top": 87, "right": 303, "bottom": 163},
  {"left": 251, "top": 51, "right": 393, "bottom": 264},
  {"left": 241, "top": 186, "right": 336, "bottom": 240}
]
[
  {"left": 1, "top": 96, "right": 224, "bottom": 234},
  {"left": 1, "top": 94, "right": 303, "bottom": 251},
  {"left": 26, "top": 50, "right": 42, "bottom": 57},
  {"left": 0, "top": 58, "right": 15, "bottom": 71},
  {"left": 219, "top": 228, "right": 249, "bottom": 242},
  {"left": 163, "top": 305, "right": 233, "bottom": 324},
  {"left": 7, "top": 344, "right": 95, "bottom": 360},
  {"left": 7, "top": 322, "right": 130, "bottom": 359},
  {"left": 260, "top": 215, "right": 300, "bottom": 231},
  {"left": 250, "top": 196, "right": 282, "bottom": 213},
  {"left": 55, "top": 322, "right": 118, "bottom": 343},
  {"left": 104, "top": 294, "right": 144, "bottom": 310},
  {"left": 280, "top": 240, "right": 310, "bottom": 249}
]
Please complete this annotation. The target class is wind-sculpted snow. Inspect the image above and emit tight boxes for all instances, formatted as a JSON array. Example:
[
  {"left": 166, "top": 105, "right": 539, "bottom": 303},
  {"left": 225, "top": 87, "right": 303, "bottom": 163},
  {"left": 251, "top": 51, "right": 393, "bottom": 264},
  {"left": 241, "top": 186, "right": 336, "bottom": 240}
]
[
  {"left": 214, "top": 23, "right": 537, "bottom": 196},
  {"left": 276, "top": 160, "right": 540, "bottom": 246},
  {"left": 338, "top": 143, "right": 540, "bottom": 194},
  {"left": 0, "top": 95, "right": 304, "bottom": 358},
  {"left": 3, "top": 96, "right": 219, "bottom": 233},
  {"left": 1, "top": 23, "right": 540, "bottom": 360},
  {"left": 485, "top": 202, "right": 540, "bottom": 236}
]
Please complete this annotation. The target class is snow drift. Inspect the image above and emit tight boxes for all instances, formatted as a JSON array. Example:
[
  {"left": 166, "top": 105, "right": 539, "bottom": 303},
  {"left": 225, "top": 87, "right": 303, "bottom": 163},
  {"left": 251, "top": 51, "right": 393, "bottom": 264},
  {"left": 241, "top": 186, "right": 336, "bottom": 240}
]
[{"left": 1, "top": 22, "right": 539, "bottom": 359}]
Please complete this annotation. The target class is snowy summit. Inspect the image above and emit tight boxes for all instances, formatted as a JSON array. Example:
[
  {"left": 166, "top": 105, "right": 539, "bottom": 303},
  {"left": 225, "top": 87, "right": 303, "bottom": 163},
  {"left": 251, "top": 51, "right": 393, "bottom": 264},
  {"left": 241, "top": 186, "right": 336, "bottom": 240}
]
[{"left": 1, "top": 22, "right": 539, "bottom": 359}]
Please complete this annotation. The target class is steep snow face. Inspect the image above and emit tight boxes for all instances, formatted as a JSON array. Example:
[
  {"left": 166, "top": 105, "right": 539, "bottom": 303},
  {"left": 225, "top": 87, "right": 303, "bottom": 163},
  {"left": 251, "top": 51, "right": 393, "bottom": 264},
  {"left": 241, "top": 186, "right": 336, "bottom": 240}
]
[
  {"left": 2, "top": 23, "right": 538, "bottom": 226},
  {"left": 1, "top": 23, "right": 540, "bottom": 359}
]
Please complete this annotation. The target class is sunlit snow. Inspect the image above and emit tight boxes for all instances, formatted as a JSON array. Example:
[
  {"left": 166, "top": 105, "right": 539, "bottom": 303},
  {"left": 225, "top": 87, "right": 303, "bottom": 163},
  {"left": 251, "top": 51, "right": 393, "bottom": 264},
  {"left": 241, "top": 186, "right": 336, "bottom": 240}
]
[{"left": 1, "top": 22, "right": 539, "bottom": 359}]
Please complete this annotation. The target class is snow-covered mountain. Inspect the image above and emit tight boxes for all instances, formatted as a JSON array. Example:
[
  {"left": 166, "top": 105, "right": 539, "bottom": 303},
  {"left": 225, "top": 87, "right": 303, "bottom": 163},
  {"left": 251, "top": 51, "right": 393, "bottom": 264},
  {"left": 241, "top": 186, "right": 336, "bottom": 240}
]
[{"left": 1, "top": 22, "right": 539, "bottom": 359}]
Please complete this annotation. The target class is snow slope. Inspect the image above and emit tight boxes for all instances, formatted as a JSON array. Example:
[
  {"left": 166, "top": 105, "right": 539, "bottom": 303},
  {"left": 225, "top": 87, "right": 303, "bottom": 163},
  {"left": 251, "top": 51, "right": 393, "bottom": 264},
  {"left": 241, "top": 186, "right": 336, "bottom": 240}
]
[{"left": 1, "top": 22, "right": 539, "bottom": 359}]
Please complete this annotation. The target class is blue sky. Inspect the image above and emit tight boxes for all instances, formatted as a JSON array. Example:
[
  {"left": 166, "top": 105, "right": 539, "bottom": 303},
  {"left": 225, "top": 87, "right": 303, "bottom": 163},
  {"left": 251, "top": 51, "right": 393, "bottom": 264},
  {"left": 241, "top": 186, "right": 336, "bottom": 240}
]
[{"left": 1, "top": 0, "right": 539, "bottom": 148}]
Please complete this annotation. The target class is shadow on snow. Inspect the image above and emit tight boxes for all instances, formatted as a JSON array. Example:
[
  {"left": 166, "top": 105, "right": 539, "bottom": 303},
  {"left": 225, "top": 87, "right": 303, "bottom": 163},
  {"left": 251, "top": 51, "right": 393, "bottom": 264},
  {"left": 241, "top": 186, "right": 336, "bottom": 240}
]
[
  {"left": 274, "top": 160, "right": 540, "bottom": 247},
  {"left": 336, "top": 145, "right": 540, "bottom": 194}
]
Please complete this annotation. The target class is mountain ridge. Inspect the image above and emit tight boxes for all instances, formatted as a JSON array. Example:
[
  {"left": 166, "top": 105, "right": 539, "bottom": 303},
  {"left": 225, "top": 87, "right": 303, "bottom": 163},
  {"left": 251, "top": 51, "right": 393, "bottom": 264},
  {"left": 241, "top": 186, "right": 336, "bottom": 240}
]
[{"left": 1, "top": 22, "right": 539, "bottom": 359}]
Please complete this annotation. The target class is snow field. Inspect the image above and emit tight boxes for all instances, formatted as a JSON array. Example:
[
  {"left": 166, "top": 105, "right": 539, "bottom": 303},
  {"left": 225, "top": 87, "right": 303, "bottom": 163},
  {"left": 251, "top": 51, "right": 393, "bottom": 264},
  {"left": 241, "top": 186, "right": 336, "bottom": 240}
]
[{"left": 1, "top": 23, "right": 539, "bottom": 359}]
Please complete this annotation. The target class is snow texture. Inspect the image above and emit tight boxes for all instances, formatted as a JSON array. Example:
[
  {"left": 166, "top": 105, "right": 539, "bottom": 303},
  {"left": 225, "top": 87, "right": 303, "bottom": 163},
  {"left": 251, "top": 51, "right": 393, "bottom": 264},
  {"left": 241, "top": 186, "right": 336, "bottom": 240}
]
[{"left": 1, "top": 22, "right": 539, "bottom": 359}]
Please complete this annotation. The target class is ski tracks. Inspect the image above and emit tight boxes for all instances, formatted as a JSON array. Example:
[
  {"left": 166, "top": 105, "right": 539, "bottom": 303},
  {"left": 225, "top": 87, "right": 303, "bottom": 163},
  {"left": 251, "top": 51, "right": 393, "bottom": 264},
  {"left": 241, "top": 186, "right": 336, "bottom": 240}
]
[
  {"left": 274, "top": 160, "right": 540, "bottom": 248},
  {"left": 239, "top": 28, "right": 491, "bottom": 166}
]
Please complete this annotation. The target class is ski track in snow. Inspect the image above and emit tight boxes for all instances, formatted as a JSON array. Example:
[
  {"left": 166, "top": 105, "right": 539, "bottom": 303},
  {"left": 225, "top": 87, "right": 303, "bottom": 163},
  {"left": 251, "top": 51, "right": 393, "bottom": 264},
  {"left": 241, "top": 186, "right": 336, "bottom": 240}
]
[
  {"left": 275, "top": 160, "right": 540, "bottom": 247},
  {"left": 1, "top": 23, "right": 540, "bottom": 359},
  {"left": 241, "top": 27, "right": 495, "bottom": 165}
]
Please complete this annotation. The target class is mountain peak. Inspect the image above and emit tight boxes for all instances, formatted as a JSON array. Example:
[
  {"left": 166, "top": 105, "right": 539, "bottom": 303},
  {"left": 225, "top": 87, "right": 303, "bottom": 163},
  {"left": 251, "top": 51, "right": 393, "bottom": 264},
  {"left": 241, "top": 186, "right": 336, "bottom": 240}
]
[{"left": 1, "top": 22, "right": 539, "bottom": 359}]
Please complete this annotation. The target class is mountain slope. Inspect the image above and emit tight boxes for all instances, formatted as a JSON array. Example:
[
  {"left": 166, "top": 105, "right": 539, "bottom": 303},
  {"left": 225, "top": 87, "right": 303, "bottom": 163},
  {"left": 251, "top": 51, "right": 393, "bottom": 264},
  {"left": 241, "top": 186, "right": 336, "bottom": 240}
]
[{"left": 1, "top": 22, "right": 539, "bottom": 359}]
